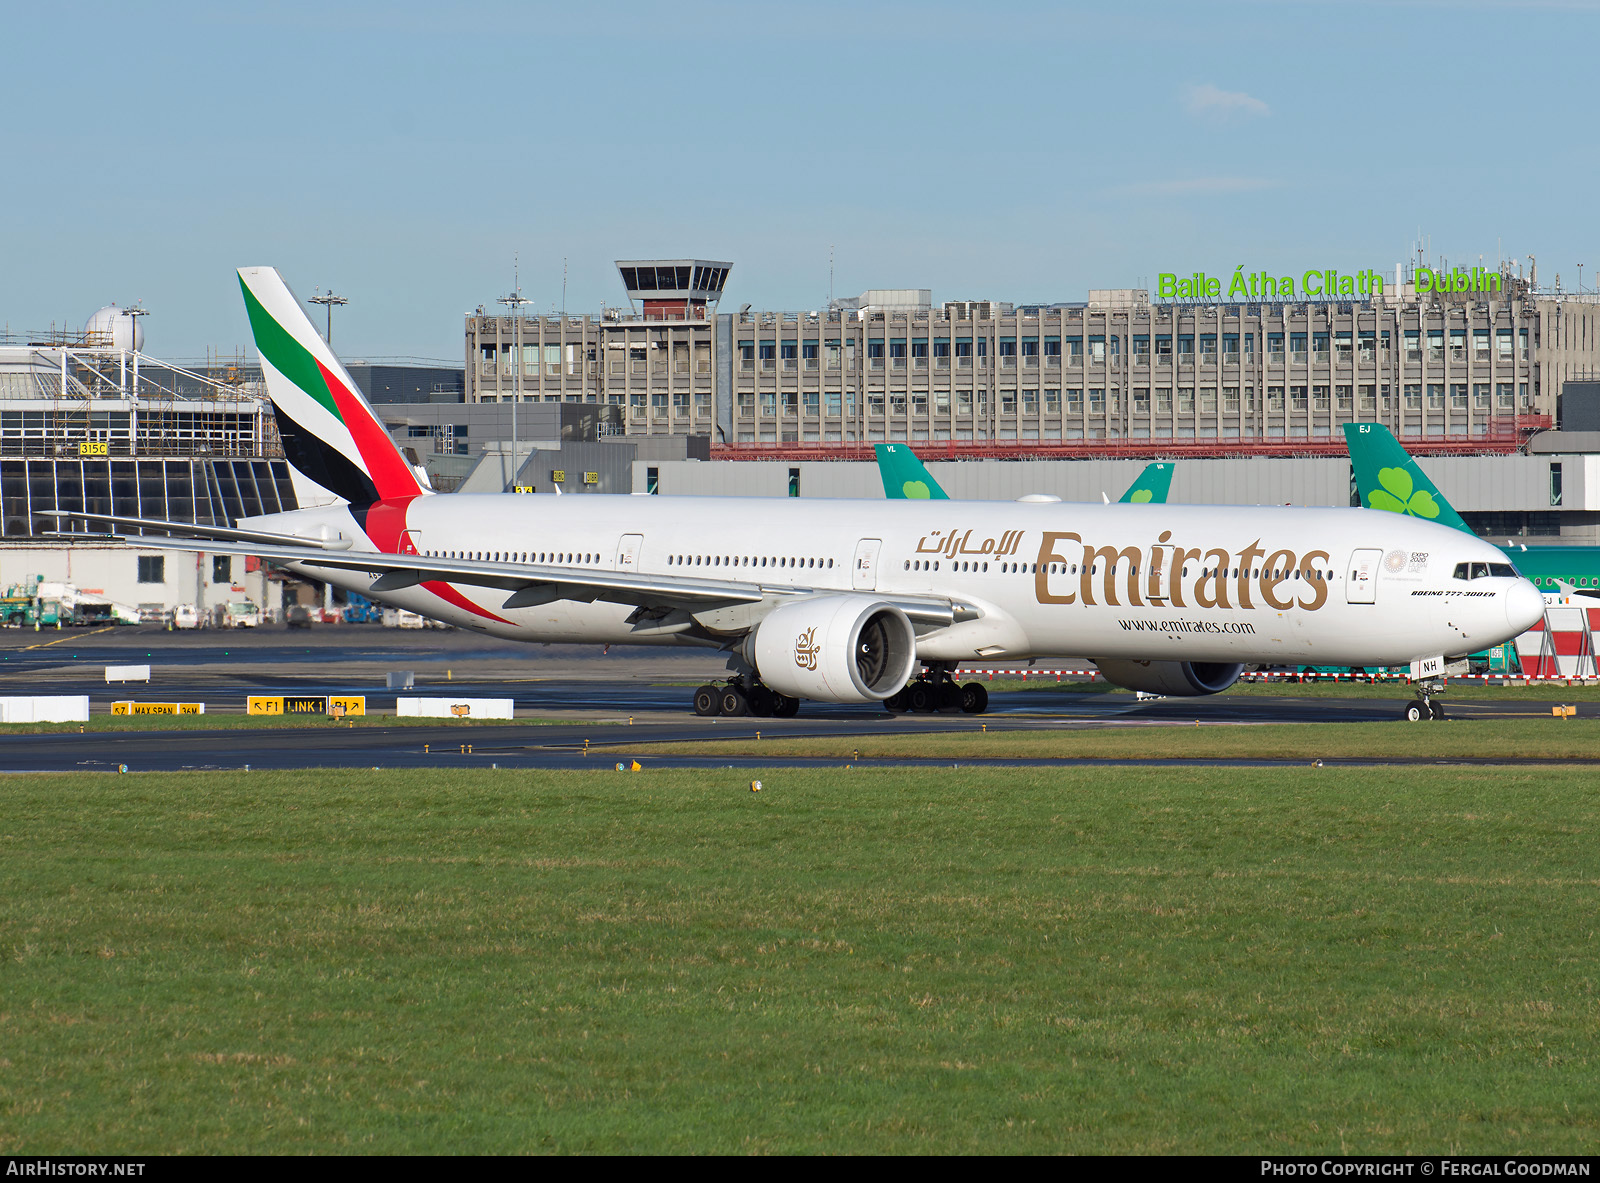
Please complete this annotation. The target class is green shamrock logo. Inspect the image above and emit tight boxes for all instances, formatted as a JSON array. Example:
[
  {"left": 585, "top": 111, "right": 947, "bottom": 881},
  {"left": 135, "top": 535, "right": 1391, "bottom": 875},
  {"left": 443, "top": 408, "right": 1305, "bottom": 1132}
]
[
  {"left": 1129, "top": 488, "right": 1153, "bottom": 503},
  {"left": 902, "top": 480, "right": 931, "bottom": 499},
  {"left": 1367, "top": 467, "right": 1440, "bottom": 519}
]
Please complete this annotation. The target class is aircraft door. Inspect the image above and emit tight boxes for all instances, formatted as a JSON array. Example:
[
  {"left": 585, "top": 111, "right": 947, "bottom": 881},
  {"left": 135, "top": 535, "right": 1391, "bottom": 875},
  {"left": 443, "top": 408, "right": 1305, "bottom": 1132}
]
[
  {"left": 852, "top": 538, "right": 882, "bottom": 591},
  {"left": 616, "top": 533, "right": 644, "bottom": 572},
  {"left": 1346, "top": 548, "right": 1382, "bottom": 604}
]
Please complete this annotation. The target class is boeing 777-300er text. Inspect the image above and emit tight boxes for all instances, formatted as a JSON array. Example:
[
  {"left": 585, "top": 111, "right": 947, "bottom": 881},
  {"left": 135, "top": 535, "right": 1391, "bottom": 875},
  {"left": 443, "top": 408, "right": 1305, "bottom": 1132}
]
[{"left": 51, "top": 268, "right": 1545, "bottom": 720}]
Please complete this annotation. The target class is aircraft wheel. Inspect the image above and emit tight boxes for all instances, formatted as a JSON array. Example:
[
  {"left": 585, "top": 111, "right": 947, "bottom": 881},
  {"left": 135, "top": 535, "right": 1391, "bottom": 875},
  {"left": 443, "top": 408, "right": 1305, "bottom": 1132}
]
[
  {"left": 719, "top": 686, "right": 749, "bottom": 717},
  {"left": 937, "top": 682, "right": 964, "bottom": 712},
  {"left": 773, "top": 695, "right": 800, "bottom": 718},
  {"left": 907, "top": 680, "right": 937, "bottom": 713},
  {"left": 1429, "top": 700, "right": 1446, "bottom": 721},
  {"left": 693, "top": 685, "right": 720, "bottom": 716},
  {"left": 960, "top": 682, "right": 989, "bottom": 715},
  {"left": 883, "top": 688, "right": 910, "bottom": 715},
  {"left": 1402, "top": 702, "right": 1425, "bottom": 722},
  {"left": 747, "top": 686, "right": 775, "bottom": 717}
]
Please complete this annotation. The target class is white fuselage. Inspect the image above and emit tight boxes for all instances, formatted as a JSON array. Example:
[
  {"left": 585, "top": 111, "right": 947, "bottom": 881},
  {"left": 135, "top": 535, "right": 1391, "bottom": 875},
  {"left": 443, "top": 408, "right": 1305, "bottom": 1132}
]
[{"left": 250, "top": 495, "right": 1544, "bottom": 667}]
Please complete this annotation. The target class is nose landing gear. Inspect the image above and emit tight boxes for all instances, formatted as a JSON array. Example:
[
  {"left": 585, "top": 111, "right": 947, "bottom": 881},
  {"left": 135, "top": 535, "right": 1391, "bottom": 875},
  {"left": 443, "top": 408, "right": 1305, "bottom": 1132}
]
[{"left": 1402, "top": 678, "right": 1448, "bottom": 722}]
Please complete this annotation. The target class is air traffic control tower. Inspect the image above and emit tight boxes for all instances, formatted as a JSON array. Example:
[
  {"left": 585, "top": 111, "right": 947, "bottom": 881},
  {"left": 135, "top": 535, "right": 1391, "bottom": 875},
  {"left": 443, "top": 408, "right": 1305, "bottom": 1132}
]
[{"left": 615, "top": 260, "right": 732, "bottom": 319}]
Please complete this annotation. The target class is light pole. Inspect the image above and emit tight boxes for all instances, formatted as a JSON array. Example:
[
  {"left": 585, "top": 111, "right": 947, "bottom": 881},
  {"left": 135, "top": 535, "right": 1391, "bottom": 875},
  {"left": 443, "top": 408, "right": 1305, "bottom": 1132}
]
[
  {"left": 307, "top": 290, "right": 348, "bottom": 344},
  {"left": 1579, "top": 264, "right": 1585, "bottom": 295},
  {"left": 122, "top": 305, "right": 149, "bottom": 396},
  {"left": 499, "top": 276, "right": 531, "bottom": 491}
]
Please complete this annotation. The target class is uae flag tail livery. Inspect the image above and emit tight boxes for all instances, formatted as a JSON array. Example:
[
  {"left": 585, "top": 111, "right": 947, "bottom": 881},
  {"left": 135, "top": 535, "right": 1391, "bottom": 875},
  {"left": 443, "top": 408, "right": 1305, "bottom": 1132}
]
[{"left": 237, "top": 266, "right": 425, "bottom": 512}]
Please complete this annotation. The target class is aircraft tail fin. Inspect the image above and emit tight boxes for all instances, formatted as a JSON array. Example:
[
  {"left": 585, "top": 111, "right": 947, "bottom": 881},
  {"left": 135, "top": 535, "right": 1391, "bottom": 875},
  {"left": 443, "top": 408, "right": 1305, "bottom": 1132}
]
[
  {"left": 874, "top": 443, "right": 948, "bottom": 499},
  {"left": 1118, "top": 462, "right": 1174, "bottom": 504},
  {"left": 237, "top": 267, "right": 424, "bottom": 508},
  {"left": 1343, "top": 423, "right": 1472, "bottom": 534}
]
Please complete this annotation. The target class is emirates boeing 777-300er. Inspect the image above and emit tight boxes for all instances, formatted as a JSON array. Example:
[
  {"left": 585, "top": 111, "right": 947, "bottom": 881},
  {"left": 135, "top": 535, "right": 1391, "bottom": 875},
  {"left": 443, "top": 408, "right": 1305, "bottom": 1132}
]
[{"left": 53, "top": 268, "right": 1545, "bottom": 720}]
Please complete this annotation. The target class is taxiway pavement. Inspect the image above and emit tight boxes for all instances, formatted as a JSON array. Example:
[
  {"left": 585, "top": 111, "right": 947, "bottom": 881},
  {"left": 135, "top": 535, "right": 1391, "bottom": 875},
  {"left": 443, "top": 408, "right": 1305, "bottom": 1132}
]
[{"left": 0, "top": 625, "right": 1587, "bottom": 772}]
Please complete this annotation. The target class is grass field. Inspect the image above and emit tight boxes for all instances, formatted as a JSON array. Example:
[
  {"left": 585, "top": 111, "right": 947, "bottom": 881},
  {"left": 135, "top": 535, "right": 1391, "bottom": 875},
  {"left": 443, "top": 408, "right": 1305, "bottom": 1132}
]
[
  {"left": 633, "top": 718, "right": 1600, "bottom": 762},
  {"left": 1, "top": 766, "right": 1596, "bottom": 1154}
]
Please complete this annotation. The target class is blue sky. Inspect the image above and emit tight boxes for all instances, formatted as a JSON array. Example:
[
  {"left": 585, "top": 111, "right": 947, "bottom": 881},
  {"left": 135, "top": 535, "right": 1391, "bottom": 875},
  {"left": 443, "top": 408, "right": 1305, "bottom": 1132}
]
[{"left": 3, "top": 0, "right": 1596, "bottom": 361}]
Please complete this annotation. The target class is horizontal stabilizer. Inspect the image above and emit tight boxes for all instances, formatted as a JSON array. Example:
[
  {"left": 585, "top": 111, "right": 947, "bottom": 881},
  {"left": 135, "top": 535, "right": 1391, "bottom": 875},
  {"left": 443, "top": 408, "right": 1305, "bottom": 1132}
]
[{"left": 39, "top": 510, "right": 354, "bottom": 551}]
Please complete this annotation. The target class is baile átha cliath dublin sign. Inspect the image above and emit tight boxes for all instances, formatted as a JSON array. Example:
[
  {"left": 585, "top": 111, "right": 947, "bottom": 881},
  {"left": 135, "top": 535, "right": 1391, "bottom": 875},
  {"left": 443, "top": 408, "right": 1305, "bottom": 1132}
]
[
  {"left": 1158, "top": 265, "right": 1505, "bottom": 300},
  {"left": 1159, "top": 268, "right": 1390, "bottom": 299}
]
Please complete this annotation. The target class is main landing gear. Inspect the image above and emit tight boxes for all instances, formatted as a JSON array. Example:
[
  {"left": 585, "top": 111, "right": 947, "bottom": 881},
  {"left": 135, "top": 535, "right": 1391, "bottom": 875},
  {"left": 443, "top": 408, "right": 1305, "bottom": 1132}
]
[
  {"left": 1402, "top": 679, "right": 1447, "bottom": 722},
  {"left": 883, "top": 665, "right": 988, "bottom": 715},
  {"left": 693, "top": 678, "right": 799, "bottom": 718}
]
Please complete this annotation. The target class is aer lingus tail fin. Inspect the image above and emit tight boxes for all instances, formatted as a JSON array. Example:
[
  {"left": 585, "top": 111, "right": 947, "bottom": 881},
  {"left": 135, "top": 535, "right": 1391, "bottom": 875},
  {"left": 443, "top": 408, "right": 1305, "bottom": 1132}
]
[
  {"left": 1118, "top": 462, "right": 1174, "bottom": 504},
  {"left": 875, "top": 443, "right": 948, "bottom": 499},
  {"left": 1343, "top": 422, "right": 1472, "bottom": 535}
]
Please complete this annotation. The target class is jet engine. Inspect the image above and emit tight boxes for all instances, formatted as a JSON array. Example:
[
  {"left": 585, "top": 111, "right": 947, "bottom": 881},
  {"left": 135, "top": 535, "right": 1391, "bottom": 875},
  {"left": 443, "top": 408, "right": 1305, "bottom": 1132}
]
[
  {"left": 748, "top": 595, "right": 918, "bottom": 703},
  {"left": 1092, "top": 658, "right": 1245, "bottom": 697}
]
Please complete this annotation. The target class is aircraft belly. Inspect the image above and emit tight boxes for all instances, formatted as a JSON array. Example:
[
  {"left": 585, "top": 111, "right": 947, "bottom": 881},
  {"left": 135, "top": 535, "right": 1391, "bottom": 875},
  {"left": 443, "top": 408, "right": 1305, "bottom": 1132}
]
[{"left": 1003, "top": 596, "right": 1450, "bottom": 667}]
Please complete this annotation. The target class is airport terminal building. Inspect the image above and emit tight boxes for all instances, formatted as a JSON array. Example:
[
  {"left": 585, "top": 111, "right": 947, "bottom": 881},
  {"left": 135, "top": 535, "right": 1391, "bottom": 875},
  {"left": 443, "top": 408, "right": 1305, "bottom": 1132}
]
[{"left": 466, "top": 262, "right": 1600, "bottom": 451}]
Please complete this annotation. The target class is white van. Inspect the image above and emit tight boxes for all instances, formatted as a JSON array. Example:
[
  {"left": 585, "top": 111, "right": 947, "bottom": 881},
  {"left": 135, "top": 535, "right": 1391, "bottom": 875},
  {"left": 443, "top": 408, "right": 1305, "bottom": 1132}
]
[{"left": 220, "top": 602, "right": 261, "bottom": 628}]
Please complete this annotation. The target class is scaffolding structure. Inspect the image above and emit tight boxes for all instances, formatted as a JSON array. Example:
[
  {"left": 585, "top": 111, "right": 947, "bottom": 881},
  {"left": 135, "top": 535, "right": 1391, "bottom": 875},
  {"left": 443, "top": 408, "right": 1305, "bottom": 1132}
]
[
  {"left": 0, "top": 337, "right": 280, "bottom": 460},
  {"left": 0, "top": 331, "right": 293, "bottom": 538}
]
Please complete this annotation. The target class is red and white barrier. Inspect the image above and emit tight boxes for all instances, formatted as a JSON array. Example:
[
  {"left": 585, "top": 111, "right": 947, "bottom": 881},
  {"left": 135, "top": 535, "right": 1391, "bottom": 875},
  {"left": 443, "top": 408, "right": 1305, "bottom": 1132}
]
[{"left": 1514, "top": 604, "right": 1600, "bottom": 680}]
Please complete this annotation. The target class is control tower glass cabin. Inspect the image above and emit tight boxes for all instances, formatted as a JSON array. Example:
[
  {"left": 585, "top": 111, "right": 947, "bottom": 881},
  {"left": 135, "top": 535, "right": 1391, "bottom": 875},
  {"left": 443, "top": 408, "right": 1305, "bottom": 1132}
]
[{"left": 615, "top": 260, "right": 732, "bottom": 320}]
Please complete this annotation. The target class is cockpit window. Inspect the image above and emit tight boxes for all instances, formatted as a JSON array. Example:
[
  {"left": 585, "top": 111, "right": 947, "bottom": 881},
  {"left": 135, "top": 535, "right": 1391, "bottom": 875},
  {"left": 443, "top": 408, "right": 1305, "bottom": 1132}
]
[{"left": 1454, "top": 561, "right": 1520, "bottom": 580}]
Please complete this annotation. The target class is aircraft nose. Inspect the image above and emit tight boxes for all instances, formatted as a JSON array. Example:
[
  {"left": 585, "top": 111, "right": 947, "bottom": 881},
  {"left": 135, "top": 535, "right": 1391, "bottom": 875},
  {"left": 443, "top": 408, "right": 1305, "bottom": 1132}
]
[{"left": 1505, "top": 579, "right": 1544, "bottom": 635}]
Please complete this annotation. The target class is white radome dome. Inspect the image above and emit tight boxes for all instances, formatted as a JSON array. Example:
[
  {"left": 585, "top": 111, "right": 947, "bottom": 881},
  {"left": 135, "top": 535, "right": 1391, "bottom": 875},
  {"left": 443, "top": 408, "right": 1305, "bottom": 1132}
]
[{"left": 84, "top": 305, "right": 144, "bottom": 352}]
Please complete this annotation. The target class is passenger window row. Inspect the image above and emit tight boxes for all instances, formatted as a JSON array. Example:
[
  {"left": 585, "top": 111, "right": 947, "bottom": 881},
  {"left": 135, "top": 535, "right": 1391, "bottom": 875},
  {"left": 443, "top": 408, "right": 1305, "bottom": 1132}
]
[
  {"left": 424, "top": 550, "right": 597, "bottom": 565},
  {"left": 911, "top": 560, "right": 1337, "bottom": 581},
  {"left": 669, "top": 555, "right": 833, "bottom": 570}
]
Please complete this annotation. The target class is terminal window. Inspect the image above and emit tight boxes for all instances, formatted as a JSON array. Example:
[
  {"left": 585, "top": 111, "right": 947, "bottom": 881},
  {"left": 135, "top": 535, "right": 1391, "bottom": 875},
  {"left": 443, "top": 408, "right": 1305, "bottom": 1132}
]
[
  {"left": 137, "top": 555, "right": 165, "bottom": 584},
  {"left": 213, "top": 556, "right": 232, "bottom": 583}
]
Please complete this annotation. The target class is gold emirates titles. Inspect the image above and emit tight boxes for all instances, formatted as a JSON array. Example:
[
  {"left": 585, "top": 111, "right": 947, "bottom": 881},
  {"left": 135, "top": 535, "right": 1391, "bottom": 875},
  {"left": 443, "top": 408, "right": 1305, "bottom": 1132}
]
[
  {"left": 918, "top": 527, "right": 1331, "bottom": 613},
  {"left": 1032, "top": 531, "right": 1330, "bottom": 611}
]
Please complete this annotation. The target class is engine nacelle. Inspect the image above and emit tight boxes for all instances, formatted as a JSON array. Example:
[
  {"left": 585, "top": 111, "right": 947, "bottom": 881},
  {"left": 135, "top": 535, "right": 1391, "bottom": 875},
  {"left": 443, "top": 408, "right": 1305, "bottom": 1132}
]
[
  {"left": 749, "top": 595, "right": 918, "bottom": 703},
  {"left": 1092, "top": 658, "right": 1245, "bottom": 697}
]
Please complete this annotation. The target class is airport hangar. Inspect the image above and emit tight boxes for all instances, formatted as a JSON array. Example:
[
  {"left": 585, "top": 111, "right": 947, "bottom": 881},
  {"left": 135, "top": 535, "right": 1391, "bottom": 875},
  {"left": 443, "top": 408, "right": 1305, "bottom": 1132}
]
[{"left": 4, "top": 260, "right": 1600, "bottom": 617}]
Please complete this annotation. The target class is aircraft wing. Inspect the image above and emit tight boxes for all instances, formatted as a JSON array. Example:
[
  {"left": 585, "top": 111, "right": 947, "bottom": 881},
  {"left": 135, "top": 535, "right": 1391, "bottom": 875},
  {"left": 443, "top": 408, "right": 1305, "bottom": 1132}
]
[{"left": 46, "top": 519, "right": 974, "bottom": 626}]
